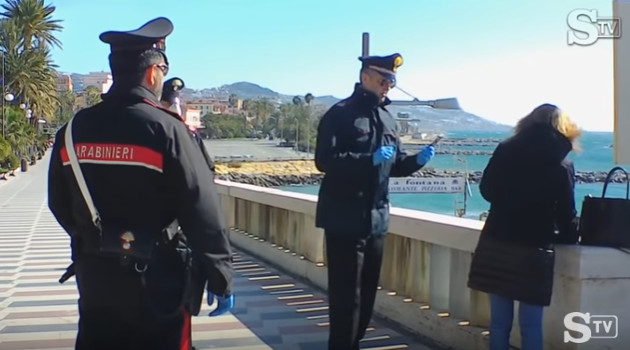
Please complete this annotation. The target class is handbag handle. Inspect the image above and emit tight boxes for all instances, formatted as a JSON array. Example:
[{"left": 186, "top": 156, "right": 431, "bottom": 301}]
[{"left": 601, "top": 166, "right": 629, "bottom": 199}]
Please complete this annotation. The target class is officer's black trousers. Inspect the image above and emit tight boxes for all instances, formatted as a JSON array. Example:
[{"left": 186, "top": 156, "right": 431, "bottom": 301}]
[
  {"left": 324, "top": 231, "right": 385, "bottom": 350},
  {"left": 73, "top": 254, "right": 192, "bottom": 350}
]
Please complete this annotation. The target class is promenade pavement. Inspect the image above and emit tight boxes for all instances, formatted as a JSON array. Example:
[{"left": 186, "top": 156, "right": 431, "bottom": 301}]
[{"left": 203, "top": 139, "right": 312, "bottom": 161}]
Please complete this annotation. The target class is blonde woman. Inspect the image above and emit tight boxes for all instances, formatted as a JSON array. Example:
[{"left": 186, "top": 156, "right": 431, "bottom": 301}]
[{"left": 468, "top": 103, "right": 581, "bottom": 350}]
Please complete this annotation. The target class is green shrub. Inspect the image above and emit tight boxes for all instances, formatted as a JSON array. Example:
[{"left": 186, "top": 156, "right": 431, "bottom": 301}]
[{"left": 6, "top": 154, "right": 19, "bottom": 170}]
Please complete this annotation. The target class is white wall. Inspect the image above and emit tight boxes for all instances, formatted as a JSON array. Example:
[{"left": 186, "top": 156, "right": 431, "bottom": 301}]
[{"left": 613, "top": 0, "right": 630, "bottom": 165}]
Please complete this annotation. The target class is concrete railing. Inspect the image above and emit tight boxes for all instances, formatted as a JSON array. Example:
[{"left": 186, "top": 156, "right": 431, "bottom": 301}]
[{"left": 215, "top": 179, "right": 630, "bottom": 350}]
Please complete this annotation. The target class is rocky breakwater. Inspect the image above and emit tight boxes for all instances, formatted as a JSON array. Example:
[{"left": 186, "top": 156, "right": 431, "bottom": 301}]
[
  {"left": 214, "top": 161, "right": 628, "bottom": 188},
  {"left": 214, "top": 160, "right": 323, "bottom": 187}
]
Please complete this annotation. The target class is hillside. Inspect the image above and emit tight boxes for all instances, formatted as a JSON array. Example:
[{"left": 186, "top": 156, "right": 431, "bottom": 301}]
[{"left": 182, "top": 81, "right": 510, "bottom": 132}]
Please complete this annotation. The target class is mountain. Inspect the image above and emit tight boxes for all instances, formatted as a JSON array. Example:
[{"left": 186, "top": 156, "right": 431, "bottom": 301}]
[
  {"left": 183, "top": 81, "right": 511, "bottom": 132},
  {"left": 183, "top": 81, "right": 285, "bottom": 102},
  {"left": 387, "top": 105, "right": 511, "bottom": 132},
  {"left": 196, "top": 82, "right": 281, "bottom": 100}
]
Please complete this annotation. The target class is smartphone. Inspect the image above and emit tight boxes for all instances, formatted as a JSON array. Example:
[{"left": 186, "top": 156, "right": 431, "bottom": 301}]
[{"left": 429, "top": 135, "right": 444, "bottom": 146}]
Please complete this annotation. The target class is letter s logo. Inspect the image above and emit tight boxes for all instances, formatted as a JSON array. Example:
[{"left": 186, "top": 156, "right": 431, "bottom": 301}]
[
  {"left": 564, "top": 312, "right": 592, "bottom": 343},
  {"left": 567, "top": 9, "right": 599, "bottom": 46}
]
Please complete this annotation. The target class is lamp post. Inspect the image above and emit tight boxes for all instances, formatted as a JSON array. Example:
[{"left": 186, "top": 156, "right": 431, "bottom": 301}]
[
  {"left": 2, "top": 93, "right": 14, "bottom": 139},
  {"left": 1, "top": 52, "right": 5, "bottom": 139},
  {"left": 454, "top": 156, "right": 469, "bottom": 217},
  {"left": 1, "top": 50, "right": 15, "bottom": 139},
  {"left": 1, "top": 51, "right": 3, "bottom": 139}
]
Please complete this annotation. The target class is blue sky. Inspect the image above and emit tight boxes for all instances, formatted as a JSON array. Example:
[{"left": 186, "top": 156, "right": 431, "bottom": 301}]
[{"left": 49, "top": 0, "right": 616, "bottom": 131}]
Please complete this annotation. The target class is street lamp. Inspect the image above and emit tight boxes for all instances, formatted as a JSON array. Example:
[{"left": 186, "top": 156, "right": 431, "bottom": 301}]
[
  {"left": 454, "top": 156, "right": 471, "bottom": 217},
  {"left": 19, "top": 103, "right": 32, "bottom": 120},
  {"left": 1, "top": 51, "right": 4, "bottom": 139}
]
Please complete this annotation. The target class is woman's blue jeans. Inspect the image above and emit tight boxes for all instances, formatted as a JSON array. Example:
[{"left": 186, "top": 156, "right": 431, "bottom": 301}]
[{"left": 489, "top": 293, "right": 544, "bottom": 350}]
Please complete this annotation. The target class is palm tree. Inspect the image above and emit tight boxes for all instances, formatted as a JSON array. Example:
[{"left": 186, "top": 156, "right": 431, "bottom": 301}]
[
  {"left": 4, "top": 106, "right": 35, "bottom": 157},
  {"left": 248, "top": 99, "right": 274, "bottom": 135},
  {"left": 0, "top": 1, "right": 63, "bottom": 124},
  {"left": 0, "top": 135, "right": 10, "bottom": 161},
  {"left": 304, "top": 93, "right": 314, "bottom": 105},
  {"left": 54, "top": 89, "right": 75, "bottom": 124},
  {"left": 84, "top": 86, "right": 102, "bottom": 107},
  {"left": 1, "top": 0, "right": 63, "bottom": 51},
  {"left": 0, "top": 0, "right": 63, "bottom": 164},
  {"left": 4, "top": 46, "right": 58, "bottom": 118}
]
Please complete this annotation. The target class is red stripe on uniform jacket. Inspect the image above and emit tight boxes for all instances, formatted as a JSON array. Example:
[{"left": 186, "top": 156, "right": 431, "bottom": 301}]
[{"left": 60, "top": 143, "right": 163, "bottom": 173}]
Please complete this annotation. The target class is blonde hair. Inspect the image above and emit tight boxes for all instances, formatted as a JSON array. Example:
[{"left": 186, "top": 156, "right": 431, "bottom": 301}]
[{"left": 514, "top": 103, "right": 582, "bottom": 150}]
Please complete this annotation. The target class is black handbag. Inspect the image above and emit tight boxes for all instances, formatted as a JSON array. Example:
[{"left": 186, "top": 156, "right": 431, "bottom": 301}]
[
  {"left": 578, "top": 166, "right": 630, "bottom": 249},
  {"left": 468, "top": 232, "right": 555, "bottom": 306}
]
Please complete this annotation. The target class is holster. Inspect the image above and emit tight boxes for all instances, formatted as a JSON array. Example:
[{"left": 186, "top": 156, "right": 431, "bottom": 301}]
[
  {"left": 98, "top": 220, "right": 180, "bottom": 265},
  {"left": 140, "top": 228, "right": 194, "bottom": 319}
]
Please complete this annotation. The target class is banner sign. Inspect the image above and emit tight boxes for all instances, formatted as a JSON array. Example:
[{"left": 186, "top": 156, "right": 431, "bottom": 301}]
[{"left": 389, "top": 177, "right": 466, "bottom": 194}]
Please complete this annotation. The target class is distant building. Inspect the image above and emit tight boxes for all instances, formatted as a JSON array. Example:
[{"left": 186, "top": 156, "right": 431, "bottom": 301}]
[
  {"left": 101, "top": 79, "right": 113, "bottom": 94},
  {"left": 55, "top": 73, "right": 72, "bottom": 92},
  {"left": 74, "top": 93, "right": 86, "bottom": 110},
  {"left": 183, "top": 106, "right": 202, "bottom": 129},
  {"left": 83, "top": 71, "right": 113, "bottom": 93},
  {"left": 186, "top": 98, "right": 243, "bottom": 116},
  {"left": 70, "top": 73, "right": 85, "bottom": 92}
]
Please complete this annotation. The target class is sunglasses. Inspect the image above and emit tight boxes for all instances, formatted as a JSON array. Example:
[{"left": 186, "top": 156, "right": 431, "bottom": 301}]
[
  {"left": 368, "top": 69, "right": 396, "bottom": 88},
  {"left": 154, "top": 64, "right": 169, "bottom": 76}
]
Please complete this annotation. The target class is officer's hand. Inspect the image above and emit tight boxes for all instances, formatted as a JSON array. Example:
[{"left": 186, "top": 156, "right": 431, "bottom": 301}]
[
  {"left": 372, "top": 145, "right": 396, "bottom": 165},
  {"left": 209, "top": 294, "right": 235, "bottom": 317},
  {"left": 416, "top": 145, "right": 435, "bottom": 166}
]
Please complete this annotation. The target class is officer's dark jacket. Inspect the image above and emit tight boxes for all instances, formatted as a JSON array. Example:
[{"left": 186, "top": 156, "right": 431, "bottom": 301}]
[
  {"left": 194, "top": 131, "right": 216, "bottom": 174},
  {"left": 314, "top": 84, "right": 424, "bottom": 235},
  {"left": 479, "top": 123, "right": 578, "bottom": 247},
  {"left": 47, "top": 85, "right": 233, "bottom": 296}
]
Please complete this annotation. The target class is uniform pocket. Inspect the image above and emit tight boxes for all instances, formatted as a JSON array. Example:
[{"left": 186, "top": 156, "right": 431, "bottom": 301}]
[{"left": 353, "top": 117, "right": 371, "bottom": 143}]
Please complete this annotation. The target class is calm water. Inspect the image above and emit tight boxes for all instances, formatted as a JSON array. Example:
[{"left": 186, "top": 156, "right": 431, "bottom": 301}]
[{"left": 277, "top": 131, "right": 628, "bottom": 218}]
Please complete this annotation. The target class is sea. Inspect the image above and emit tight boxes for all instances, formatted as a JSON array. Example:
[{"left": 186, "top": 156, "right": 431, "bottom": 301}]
[{"left": 276, "top": 130, "right": 628, "bottom": 219}]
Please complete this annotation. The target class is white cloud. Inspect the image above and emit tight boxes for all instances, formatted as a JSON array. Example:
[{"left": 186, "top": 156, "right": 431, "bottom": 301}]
[{"left": 391, "top": 42, "right": 614, "bottom": 131}]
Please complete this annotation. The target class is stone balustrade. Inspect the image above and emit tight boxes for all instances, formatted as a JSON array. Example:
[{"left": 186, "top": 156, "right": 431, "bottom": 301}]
[{"left": 215, "top": 179, "right": 630, "bottom": 350}]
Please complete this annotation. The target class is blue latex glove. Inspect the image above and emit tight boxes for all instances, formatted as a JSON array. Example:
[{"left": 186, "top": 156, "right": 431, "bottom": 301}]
[
  {"left": 372, "top": 145, "right": 396, "bottom": 165},
  {"left": 208, "top": 293, "right": 235, "bottom": 316},
  {"left": 416, "top": 145, "right": 435, "bottom": 166}
]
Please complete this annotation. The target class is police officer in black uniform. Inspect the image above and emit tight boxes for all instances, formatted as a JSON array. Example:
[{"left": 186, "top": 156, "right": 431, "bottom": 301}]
[
  {"left": 160, "top": 77, "right": 216, "bottom": 174},
  {"left": 160, "top": 76, "right": 222, "bottom": 325},
  {"left": 48, "top": 17, "right": 234, "bottom": 350},
  {"left": 314, "top": 53, "right": 435, "bottom": 350}
]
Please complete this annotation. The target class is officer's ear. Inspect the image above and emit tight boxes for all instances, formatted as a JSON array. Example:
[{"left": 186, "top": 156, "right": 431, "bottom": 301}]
[
  {"left": 146, "top": 65, "right": 159, "bottom": 86},
  {"left": 360, "top": 68, "right": 370, "bottom": 84}
]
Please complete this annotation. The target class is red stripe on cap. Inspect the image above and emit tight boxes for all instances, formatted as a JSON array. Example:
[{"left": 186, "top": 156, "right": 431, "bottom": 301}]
[{"left": 60, "top": 143, "right": 163, "bottom": 171}]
